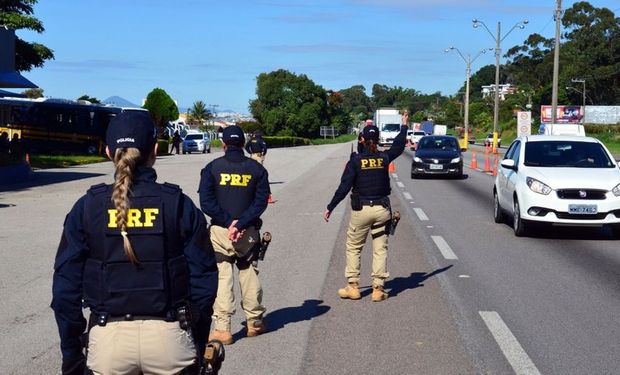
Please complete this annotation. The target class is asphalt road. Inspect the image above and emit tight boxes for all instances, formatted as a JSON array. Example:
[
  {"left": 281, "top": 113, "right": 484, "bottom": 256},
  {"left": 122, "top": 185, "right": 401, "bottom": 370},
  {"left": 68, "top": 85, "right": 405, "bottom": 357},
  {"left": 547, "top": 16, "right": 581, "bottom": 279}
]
[{"left": 1, "top": 141, "right": 618, "bottom": 374}]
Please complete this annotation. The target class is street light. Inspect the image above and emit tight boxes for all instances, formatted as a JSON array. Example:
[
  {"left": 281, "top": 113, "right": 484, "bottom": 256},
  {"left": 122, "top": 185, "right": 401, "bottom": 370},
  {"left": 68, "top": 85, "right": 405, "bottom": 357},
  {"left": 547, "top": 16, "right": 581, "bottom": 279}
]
[
  {"left": 445, "top": 46, "right": 492, "bottom": 149},
  {"left": 473, "top": 18, "right": 528, "bottom": 153},
  {"left": 570, "top": 78, "right": 586, "bottom": 125}
]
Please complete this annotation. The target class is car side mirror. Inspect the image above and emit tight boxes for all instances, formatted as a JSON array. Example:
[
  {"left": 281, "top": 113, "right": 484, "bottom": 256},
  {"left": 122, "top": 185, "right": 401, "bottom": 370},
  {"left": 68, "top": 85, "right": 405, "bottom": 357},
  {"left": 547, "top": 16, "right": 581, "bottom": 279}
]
[{"left": 500, "top": 159, "right": 517, "bottom": 171}]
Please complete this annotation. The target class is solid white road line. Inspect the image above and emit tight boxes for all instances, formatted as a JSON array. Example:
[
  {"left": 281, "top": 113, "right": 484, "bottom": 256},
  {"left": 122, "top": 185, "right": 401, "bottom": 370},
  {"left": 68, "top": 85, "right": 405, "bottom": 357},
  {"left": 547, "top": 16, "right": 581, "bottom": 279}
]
[
  {"left": 403, "top": 192, "right": 413, "bottom": 200},
  {"left": 431, "top": 236, "right": 458, "bottom": 260},
  {"left": 413, "top": 208, "right": 429, "bottom": 221},
  {"left": 396, "top": 181, "right": 405, "bottom": 188},
  {"left": 479, "top": 311, "right": 542, "bottom": 375}
]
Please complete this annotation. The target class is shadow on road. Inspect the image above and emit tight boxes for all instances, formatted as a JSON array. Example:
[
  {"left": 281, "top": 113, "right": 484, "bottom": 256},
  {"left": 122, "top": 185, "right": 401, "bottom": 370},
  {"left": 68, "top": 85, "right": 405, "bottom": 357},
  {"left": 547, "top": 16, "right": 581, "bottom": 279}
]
[
  {"left": 0, "top": 171, "right": 105, "bottom": 192},
  {"left": 360, "top": 265, "right": 454, "bottom": 299},
  {"left": 232, "top": 299, "right": 330, "bottom": 342}
]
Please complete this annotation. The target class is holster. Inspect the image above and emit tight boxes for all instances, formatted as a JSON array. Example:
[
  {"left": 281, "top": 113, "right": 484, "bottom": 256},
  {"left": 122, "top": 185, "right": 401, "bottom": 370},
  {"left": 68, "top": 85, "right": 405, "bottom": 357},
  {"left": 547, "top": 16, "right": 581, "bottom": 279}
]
[{"left": 350, "top": 193, "right": 362, "bottom": 211}]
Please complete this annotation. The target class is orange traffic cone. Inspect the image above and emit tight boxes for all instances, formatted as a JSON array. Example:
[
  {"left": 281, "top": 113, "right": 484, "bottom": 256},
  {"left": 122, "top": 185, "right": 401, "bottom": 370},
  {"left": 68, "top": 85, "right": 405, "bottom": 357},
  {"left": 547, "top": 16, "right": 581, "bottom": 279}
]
[
  {"left": 492, "top": 156, "right": 499, "bottom": 176},
  {"left": 268, "top": 194, "right": 275, "bottom": 204},
  {"left": 470, "top": 151, "right": 478, "bottom": 169},
  {"left": 483, "top": 148, "right": 491, "bottom": 172},
  {"left": 388, "top": 162, "right": 395, "bottom": 173}
]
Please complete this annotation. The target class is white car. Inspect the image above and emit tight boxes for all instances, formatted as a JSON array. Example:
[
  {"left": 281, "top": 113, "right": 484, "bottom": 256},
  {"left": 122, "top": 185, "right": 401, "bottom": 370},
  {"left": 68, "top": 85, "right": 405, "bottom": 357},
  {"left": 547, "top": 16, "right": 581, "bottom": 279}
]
[{"left": 493, "top": 135, "right": 620, "bottom": 237}]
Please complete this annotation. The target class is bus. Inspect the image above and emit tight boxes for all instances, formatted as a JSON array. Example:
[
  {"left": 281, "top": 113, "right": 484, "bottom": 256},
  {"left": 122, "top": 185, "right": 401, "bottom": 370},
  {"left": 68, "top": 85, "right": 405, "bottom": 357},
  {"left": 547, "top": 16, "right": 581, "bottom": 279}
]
[{"left": 0, "top": 97, "right": 147, "bottom": 155}]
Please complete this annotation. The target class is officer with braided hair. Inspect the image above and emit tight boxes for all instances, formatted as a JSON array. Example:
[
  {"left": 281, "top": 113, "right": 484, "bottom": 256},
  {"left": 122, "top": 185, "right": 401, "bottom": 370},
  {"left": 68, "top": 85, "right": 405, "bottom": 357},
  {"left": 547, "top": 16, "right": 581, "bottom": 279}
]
[
  {"left": 324, "top": 111, "right": 408, "bottom": 302},
  {"left": 51, "top": 111, "right": 219, "bottom": 374}
]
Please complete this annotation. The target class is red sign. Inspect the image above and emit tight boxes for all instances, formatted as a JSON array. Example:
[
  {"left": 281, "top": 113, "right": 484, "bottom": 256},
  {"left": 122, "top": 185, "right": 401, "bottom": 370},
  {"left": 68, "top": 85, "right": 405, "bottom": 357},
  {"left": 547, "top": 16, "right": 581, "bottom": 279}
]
[{"left": 540, "top": 105, "right": 583, "bottom": 123}]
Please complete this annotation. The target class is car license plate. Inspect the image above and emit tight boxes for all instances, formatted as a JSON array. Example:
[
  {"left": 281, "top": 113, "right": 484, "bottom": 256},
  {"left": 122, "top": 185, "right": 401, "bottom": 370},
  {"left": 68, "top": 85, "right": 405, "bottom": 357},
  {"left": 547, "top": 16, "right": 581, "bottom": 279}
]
[
  {"left": 429, "top": 164, "right": 443, "bottom": 170},
  {"left": 568, "top": 204, "right": 597, "bottom": 214}
]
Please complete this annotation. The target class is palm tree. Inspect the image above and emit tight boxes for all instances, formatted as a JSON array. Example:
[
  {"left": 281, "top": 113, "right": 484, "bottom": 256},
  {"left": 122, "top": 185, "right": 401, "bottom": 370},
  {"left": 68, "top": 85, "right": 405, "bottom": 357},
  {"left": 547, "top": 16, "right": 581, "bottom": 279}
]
[{"left": 188, "top": 100, "right": 211, "bottom": 128}]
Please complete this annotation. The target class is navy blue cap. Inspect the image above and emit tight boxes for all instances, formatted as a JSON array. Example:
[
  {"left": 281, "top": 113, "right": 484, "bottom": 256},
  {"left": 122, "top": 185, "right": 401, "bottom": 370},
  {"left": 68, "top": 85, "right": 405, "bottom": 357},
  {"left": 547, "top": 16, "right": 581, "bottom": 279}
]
[
  {"left": 106, "top": 111, "right": 157, "bottom": 154},
  {"left": 222, "top": 125, "right": 245, "bottom": 146},
  {"left": 362, "top": 125, "right": 380, "bottom": 141}
]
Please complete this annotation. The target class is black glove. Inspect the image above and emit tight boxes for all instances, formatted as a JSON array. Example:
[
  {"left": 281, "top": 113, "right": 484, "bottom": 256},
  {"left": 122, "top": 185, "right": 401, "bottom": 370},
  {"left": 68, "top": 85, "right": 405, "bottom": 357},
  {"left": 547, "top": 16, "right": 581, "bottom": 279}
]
[{"left": 62, "top": 354, "right": 86, "bottom": 375}]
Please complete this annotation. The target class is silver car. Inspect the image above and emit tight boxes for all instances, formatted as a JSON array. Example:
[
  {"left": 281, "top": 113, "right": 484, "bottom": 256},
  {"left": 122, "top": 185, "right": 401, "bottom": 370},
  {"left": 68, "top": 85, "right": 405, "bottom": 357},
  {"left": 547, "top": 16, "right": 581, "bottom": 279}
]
[{"left": 182, "top": 132, "right": 211, "bottom": 154}]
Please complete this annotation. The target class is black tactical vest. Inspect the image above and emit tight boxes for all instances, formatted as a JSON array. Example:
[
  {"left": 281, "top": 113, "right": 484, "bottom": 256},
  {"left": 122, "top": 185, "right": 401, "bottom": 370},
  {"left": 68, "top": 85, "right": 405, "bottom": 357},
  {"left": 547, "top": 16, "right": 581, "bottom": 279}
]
[
  {"left": 351, "top": 152, "right": 391, "bottom": 199},
  {"left": 81, "top": 182, "right": 190, "bottom": 316},
  {"left": 210, "top": 157, "right": 257, "bottom": 220},
  {"left": 247, "top": 139, "right": 263, "bottom": 154}
]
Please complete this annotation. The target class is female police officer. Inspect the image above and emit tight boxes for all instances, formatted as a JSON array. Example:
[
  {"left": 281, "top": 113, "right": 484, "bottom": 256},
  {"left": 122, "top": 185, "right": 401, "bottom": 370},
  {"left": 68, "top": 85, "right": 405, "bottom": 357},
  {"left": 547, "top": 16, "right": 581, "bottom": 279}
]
[
  {"left": 324, "top": 112, "right": 408, "bottom": 302},
  {"left": 51, "top": 111, "right": 219, "bottom": 375}
]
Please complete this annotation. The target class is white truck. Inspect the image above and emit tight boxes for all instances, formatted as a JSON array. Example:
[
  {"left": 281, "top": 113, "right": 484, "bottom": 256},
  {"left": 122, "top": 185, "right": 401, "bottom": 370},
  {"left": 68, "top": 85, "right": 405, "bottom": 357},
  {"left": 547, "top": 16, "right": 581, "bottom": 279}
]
[
  {"left": 374, "top": 108, "right": 402, "bottom": 147},
  {"left": 433, "top": 124, "right": 447, "bottom": 135}
]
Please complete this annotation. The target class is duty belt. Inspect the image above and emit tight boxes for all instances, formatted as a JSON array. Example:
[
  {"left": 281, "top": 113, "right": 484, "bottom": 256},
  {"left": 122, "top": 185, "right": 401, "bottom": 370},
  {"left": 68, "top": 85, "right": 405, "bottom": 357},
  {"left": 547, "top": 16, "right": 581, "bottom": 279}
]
[{"left": 360, "top": 198, "right": 388, "bottom": 207}]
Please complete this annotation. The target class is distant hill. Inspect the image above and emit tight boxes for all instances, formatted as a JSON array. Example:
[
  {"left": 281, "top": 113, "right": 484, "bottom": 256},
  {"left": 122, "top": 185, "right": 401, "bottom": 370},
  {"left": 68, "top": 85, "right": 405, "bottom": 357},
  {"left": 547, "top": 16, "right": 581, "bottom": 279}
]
[{"left": 103, "top": 96, "right": 141, "bottom": 108}]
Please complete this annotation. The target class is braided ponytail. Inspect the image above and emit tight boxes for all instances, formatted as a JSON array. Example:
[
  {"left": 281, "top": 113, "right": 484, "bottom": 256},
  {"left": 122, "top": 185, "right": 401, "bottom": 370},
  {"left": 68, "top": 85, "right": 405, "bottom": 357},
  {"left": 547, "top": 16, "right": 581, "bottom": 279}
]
[{"left": 111, "top": 148, "right": 142, "bottom": 264}]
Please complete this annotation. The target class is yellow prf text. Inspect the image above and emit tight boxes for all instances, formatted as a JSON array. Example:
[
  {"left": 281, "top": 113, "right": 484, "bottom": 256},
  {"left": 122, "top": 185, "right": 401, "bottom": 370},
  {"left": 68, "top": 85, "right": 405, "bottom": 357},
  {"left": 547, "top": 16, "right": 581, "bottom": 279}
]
[
  {"left": 219, "top": 173, "right": 252, "bottom": 186},
  {"left": 361, "top": 158, "right": 384, "bottom": 169},
  {"left": 108, "top": 208, "right": 160, "bottom": 228}
]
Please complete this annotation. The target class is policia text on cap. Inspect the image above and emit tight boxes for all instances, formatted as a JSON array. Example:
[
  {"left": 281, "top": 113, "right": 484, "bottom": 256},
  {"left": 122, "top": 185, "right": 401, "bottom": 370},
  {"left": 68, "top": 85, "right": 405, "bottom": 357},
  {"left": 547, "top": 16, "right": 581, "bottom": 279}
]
[{"left": 324, "top": 111, "right": 409, "bottom": 302}]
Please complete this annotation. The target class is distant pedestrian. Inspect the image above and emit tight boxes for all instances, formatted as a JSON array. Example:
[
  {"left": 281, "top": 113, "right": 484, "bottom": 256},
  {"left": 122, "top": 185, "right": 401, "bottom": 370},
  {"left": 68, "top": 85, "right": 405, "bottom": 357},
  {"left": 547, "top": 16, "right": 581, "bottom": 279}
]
[
  {"left": 245, "top": 130, "right": 268, "bottom": 164},
  {"left": 9, "top": 133, "right": 24, "bottom": 160},
  {"left": 0, "top": 131, "right": 9, "bottom": 155},
  {"left": 171, "top": 130, "right": 181, "bottom": 154}
]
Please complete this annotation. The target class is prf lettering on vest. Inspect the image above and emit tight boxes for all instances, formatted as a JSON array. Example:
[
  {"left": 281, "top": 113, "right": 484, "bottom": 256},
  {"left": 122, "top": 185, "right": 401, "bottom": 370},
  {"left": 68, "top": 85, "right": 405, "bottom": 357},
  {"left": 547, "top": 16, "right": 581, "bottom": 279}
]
[
  {"left": 108, "top": 208, "right": 159, "bottom": 228},
  {"left": 360, "top": 158, "right": 384, "bottom": 170},
  {"left": 219, "top": 173, "right": 252, "bottom": 186}
]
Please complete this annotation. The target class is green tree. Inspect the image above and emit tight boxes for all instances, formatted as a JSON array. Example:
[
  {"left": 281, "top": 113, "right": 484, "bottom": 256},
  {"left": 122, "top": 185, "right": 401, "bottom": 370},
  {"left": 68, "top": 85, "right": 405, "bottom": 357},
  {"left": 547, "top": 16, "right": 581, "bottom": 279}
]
[
  {"left": 187, "top": 100, "right": 211, "bottom": 126},
  {"left": 22, "top": 87, "right": 43, "bottom": 98},
  {"left": 0, "top": 0, "right": 54, "bottom": 71},
  {"left": 249, "top": 69, "right": 328, "bottom": 137},
  {"left": 143, "top": 88, "right": 179, "bottom": 136},
  {"left": 339, "top": 85, "right": 372, "bottom": 122},
  {"left": 77, "top": 94, "right": 100, "bottom": 104}
]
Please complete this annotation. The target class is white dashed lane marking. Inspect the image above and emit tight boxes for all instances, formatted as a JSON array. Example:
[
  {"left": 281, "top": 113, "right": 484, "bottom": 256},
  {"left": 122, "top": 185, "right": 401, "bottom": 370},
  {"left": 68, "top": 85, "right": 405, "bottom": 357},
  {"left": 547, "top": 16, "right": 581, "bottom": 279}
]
[
  {"left": 413, "top": 208, "right": 429, "bottom": 221},
  {"left": 396, "top": 181, "right": 405, "bottom": 188},
  {"left": 431, "top": 235, "right": 458, "bottom": 260},
  {"left": 403, "top": 192, "right": 412, "bottom": 200},
  {"left": 479, "top": 311, "right": 542, "bottom": 375},
  {"left": 392, "top": 173, "right": 399, "bottom": 179}
]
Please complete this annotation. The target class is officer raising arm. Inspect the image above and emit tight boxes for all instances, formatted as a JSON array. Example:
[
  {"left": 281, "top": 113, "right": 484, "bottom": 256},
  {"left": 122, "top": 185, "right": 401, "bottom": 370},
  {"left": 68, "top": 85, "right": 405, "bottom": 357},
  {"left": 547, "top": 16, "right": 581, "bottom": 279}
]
[
  {"left": 244, "top": 130, "right": 268, "bottom": 164},
  {"left": 51, "top": 112, "right": 219, "bottom": 375},
  {"left": 198, "top": 125, "right": 270, "bottom": 345},
  {"left": 324, "top": 111, "right": 408, "bottom": 302}
]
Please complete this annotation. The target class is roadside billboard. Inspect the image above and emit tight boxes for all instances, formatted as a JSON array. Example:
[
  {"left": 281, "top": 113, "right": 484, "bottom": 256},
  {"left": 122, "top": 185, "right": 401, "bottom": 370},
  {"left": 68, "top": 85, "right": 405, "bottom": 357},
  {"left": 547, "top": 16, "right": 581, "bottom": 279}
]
[{"left": 540, "top": 105, "right": 583, "bottom": 123}]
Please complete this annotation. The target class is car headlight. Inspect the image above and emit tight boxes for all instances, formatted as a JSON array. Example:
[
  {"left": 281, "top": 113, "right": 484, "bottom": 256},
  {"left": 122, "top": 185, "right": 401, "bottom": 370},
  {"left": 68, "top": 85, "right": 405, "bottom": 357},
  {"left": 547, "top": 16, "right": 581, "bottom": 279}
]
[
  {"left": 450, "top": 157, "right": 461, "bottom": 163},
  {"left": 526, "top": 177, "right": 552, "bottom": 195},
  {"left": 413, "top": 157, "right": 422, "bottom": 163},
  {"left": 612, "top": 183, "right": 620, "bottom": 197}
]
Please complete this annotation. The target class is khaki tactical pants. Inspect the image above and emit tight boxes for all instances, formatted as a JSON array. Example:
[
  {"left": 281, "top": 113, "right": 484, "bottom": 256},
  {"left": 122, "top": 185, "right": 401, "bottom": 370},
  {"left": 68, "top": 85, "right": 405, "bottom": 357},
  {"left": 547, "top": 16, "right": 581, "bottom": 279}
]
[
  {"left": 345, "top": 205, "right": 391, "bottom": 287},
  {"left": 250, "top": 152, "right": 265, "bottom": 164},
  {"left": 210, "top": 225, "right": 266, "bottom": 332},
  {"left": 87, "top": 320, "right": 196, "bottom": 375}
]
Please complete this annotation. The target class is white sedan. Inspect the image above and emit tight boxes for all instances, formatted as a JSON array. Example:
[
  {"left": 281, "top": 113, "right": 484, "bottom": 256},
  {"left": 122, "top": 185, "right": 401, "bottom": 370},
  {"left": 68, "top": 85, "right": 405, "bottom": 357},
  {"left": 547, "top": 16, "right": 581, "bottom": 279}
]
[{"left": 493, "top": 135, "right": 620, "bottom": 237}]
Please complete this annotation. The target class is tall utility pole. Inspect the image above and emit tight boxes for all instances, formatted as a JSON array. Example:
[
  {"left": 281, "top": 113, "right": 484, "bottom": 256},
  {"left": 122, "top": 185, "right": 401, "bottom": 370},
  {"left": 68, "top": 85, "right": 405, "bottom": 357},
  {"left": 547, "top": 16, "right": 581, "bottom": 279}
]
[
  {"left": 446, "top": 47, "right": 491, "bottom": 149},
  {"left": 571, "top": 78, "right": 586, "bottom": 124},
  {"left": 551, "top": 0, "right": 562, "bottom": 123},
  {"left": 473, "top": 18, "right": 527, "bottom": 153}
]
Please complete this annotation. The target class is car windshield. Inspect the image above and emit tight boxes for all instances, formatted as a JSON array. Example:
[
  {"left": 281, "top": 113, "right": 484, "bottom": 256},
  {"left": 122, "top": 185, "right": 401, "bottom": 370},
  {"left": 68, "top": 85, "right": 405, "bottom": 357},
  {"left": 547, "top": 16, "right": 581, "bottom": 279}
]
[
  {"left": 414, "top": 132, "right": 425, "bottom": 136},
  {"left": 382, "top": 124, "right": 400, "bottom": 132},
  {"left": 418, "top": 137, "right": 458, "bottom": 151},
  {"left": 185, "top": 134, "right": 203, "bottom": 140},
  {"left": 524, "top": 141, "right": 614, "bottom": 168}
]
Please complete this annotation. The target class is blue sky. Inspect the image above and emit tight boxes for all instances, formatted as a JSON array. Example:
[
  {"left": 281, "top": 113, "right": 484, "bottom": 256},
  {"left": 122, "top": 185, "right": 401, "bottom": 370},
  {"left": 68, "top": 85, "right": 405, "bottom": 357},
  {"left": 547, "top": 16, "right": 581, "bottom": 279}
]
[{"left": 17, "top": 0, "right": 620, "bottom": 113}]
